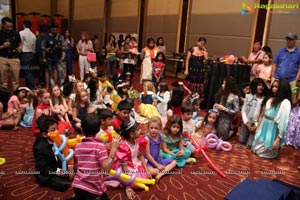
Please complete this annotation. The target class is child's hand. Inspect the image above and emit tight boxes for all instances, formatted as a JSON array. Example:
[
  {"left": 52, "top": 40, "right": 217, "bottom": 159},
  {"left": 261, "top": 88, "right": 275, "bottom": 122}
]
[
  {"left": 146, "top": 168, "right": 152, "bottom": 178},
  {"left": 214, "top": 104, "right": 224, "bottom": 111},
  {"left": 111, "top": 135, "right": 122, "bottom": 152},
  {"left": 176, "top": 150, "right": 184, "bottom": 157}
]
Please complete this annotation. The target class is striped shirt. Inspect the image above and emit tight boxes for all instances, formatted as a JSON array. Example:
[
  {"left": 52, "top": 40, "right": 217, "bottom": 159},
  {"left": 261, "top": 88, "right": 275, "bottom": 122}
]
[{"left": 72, "top": 137, "right": 108, "bottom": 195}]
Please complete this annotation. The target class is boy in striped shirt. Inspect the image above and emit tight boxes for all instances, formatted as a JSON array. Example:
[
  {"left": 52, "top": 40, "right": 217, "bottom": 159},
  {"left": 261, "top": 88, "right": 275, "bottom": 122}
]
[{"left": 72, "top": 113, "right": 121, "bottom": 200}]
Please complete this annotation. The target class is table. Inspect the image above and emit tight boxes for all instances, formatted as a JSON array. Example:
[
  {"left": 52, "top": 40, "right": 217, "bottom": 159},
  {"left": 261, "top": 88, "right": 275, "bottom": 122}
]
[
  {"left": 202, "top": 62, "right": 251, "bottom": 109},
  {"left": 165, "top": 54, "right": 186, "bottom": 78}
]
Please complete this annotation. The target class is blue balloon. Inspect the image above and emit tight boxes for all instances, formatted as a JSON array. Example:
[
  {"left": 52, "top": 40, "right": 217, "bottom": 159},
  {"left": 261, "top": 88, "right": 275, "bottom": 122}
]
[{"left": 53, "top": 134, "right": 74, "bottom": 171}]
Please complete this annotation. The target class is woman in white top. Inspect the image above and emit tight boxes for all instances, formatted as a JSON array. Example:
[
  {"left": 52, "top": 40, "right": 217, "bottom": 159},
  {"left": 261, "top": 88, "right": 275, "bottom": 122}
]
[{"left": 76, "top": 32, "right": 93, "bottom": 80}]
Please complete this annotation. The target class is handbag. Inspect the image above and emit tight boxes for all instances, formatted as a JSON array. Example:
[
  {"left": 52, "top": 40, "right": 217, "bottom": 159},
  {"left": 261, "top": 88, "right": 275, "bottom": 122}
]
[{"left": 87, "top": 52, "right": 97, "bottom": 62}]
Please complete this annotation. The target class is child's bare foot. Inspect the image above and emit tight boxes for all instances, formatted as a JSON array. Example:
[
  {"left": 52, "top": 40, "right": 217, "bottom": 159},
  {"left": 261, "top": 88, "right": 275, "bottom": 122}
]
[
  {"left": 12, "top": 126, "right": 19, "bottom": 131},
  {"left": 155, "top": 176, "right": 161, "bottom": 183},
  {"left": 126, "top": 187, "right": 136, "bottom": 200}
]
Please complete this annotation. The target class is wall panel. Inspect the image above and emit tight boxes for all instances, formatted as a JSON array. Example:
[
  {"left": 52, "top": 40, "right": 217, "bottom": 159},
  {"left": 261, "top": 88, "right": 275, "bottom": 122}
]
[
  {"left": 267, "top": 0, "right": 300, "bottom": 55},
  {"left": 187, "top": 0, "right": 256, "bottom": 57}
]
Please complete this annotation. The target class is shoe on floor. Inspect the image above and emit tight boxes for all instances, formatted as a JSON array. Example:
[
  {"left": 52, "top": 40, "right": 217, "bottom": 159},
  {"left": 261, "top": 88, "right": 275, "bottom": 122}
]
[{"left": 186, "top": 157, "right": 196, "bottom": 164}]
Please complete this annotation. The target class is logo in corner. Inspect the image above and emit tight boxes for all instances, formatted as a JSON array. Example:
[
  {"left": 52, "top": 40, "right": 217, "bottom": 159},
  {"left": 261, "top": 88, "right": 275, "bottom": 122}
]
[{"left": 241, "top": 2, "right": 254, "bottom": 15}]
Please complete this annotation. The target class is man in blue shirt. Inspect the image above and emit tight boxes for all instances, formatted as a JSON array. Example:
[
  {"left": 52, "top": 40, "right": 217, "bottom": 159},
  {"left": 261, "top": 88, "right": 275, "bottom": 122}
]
[{"left": 273, "top": 32, "right": 300, "bottom": 103}]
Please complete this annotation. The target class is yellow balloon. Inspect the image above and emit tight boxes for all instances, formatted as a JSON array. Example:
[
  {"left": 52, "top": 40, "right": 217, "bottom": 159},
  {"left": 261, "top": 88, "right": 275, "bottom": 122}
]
[
  {"left": 0, "top": 157, "right": 6, "bottom": 166},
  {"left": 109, "top": 169, "right": 155, "bottom": 191}
]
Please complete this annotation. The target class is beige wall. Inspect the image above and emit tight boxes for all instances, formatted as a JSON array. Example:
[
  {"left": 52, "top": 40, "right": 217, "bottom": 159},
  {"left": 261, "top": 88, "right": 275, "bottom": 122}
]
[
  {"left": 147, "top": 0, "right": 180, "bottom": 15},
  {"left": 145, "top": 0, "right": 181, "bottom": 54},
  {"left": 188, "top": 0, "right": 256, "bottom": 57},
  {"left": 111, "top": 0, "right": 138, "bottom": 17},
  {"left": 72, "top": 0, "right": 105, "bottom": 44},
  {"left": 110, "top": 0, "right": 139, "bottom": 35},
  {"left": 73, "top": 0, "right": 104, "bottom": 20},
  {"left": 267, "top": 0, "right": 300, "bottom": 55},
  {"left": 16, "top": 0, "right": 51, "bottom": 15},
  {"left": 57, "top": 0, "right": 69, "bottom": 18}
]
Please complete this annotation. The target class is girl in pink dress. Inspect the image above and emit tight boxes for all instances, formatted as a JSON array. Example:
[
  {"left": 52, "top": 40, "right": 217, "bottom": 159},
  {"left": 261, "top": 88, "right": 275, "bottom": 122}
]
[
  {"left": 7, "top": 87, "right": 29, "bottom": 130},
  {"left": 256, "top": 52, "right": 273, "bottom": 88},
  {"left": 113, "top": 118, "right": 151, "bottom": 198}
]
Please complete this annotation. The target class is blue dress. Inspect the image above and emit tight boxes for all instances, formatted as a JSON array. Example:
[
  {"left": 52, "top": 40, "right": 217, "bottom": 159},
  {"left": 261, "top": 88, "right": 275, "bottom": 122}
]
[
  {"left": 145, "top": 134, "right": 173, "bottom": 168},
  {"left": 252, "top": 99, "right": 291, "bottom": 158},
  {"left": 20, "top": 106, "right": 34, "bottom": 127},
  {"left": 160, "top": 133, "right": 191, "bottom": 167}
]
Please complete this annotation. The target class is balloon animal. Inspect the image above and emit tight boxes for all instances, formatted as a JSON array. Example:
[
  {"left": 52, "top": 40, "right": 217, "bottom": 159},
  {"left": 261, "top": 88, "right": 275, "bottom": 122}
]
[
  {"left": 48, "top": 131, "right": 74, "bottom": 171},
  {"left": 206, "top": 133, "right": 232, "bottom": 151},
  {"left": 99, "top": 130, "right": 119, "bottom": 143},
  {"left": 67, "top": 134, "right": 85, "bottom": 148},
  {"left": 105, "top": 167, "right": 155, "bottom": 191},
  {"left": 190, "top": 136, "right": 226, "bottom": 178}
]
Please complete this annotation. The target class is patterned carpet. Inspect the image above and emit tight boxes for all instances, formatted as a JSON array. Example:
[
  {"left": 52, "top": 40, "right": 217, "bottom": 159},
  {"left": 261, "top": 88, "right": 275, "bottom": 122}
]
[
  {"left": 1, "top": 127, "right": 300, "bottom": 200},
  {"left": 1, "top": 62, "right": 300, "bottom": 199}
]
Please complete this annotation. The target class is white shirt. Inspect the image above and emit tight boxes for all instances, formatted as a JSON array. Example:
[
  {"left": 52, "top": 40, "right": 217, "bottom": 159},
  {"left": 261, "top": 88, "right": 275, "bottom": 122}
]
[
  {"left": 182, "top": 119, "right": 195, "bottom": 135},
  {"left": 19, "top": 28, "right": 36, "bottom": 53}
]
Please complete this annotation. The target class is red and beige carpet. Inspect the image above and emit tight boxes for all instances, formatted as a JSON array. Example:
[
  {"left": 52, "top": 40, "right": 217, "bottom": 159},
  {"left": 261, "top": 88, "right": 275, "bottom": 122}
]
[{"left": 0, "top": 127, "right": 300, "bottom": 200}]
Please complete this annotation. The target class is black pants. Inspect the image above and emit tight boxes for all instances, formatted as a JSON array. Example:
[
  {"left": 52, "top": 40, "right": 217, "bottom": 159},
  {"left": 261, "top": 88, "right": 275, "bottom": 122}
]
[{"left": 74, "top": 188, "right": 109, "bottom": 200}]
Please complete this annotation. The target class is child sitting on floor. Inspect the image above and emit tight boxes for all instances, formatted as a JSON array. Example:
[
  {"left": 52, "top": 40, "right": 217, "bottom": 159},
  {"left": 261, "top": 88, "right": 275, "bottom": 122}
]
[
  {"left": 33, "top": 115, "right": 71, "bottom": 192},
  {"left": 144, "top": 116, "right": 176, "bottom": 182}
]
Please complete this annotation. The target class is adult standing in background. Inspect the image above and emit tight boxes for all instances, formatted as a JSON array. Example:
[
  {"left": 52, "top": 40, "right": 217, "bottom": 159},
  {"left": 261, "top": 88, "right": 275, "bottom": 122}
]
[
  {"left": 35, "top": 24, "right": 48, "bottom": 87},
  {"left": 76, "top": 31, "right": 93, "bottom": 80},
  {"left": 241, "top": 40, "right": 264, "bottom": 81},
  {"left": 184, "top": 37, "right": 208, "bottom": 101},
  {"left": 64, "top": 30, "right": 74, "bottom": 76},
  {"left": 140, "top": 37, "right": 158, "bottom": 83},
  {"left": 106, "top": 34, "right": 118, "bottom": 77},
  {"left": 273, "top": 32, "right": 300, "bottom": 104},
  {"left": 156, "top": 37, "right": 166, "bottom": 55},
  {"left": 121, "top": 36, "right": 135, "bottom": 81},
  {"left": 42, "top": 23, "right": 65, "bottom": 88},
  {"left": 92, "top": 35, "right": 100, "bottom": 65},
  {"left": 0, "top": 17, "right": 22, "bottom": 91},
  {"left": 19, "top": 20, "right": 36, "bottom": 90}
]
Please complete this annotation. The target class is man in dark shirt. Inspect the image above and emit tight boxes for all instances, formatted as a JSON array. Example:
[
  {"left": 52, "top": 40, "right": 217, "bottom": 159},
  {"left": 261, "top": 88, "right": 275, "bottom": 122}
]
[
  {"left": 35, "top": 24, "right": 48, "bottom": 87},
  {"left": 42, "top": 23, "right": 65, "bottom": 88},
  {"left": 0, "top": 17, "right": 22, "bottom": 91}
]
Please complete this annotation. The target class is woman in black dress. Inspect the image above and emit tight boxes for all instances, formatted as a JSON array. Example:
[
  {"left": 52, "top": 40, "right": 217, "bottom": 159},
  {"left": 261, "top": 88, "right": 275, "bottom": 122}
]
[{"left": 184, "top": 37, "right": 208, "bottom": 101}]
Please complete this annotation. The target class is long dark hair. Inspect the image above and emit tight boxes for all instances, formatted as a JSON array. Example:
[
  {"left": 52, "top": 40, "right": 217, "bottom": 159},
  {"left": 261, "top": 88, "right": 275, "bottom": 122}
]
[
  {"left": 214, "top": 76, "right": 240, "bottom": 106},
  {"left": 271, "top": 78, "right": 292, "bottom": 107},
  {"left": 161, "top": 115, "right": 183, "bottom": 137},
  {"left": 156, "top": 37, "right": 164, "bottom": 46},
  {"left": 168, "top": 84, "right": 184, "bottom": 108},
  {"left": 88, "top": 77, "right": 99, "bottom": 102},
  {"left": 154, "top": 51, "right": 166, "bottom": 63},
  {"left": 250, "top": 78, "right": 268, "bottom": 96},
  {"left": 120, "top": 119, "right": 139, "bottom": 140}
]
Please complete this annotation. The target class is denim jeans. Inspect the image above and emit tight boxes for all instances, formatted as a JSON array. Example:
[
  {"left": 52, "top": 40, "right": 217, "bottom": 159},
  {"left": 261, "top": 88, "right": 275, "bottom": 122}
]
[
  {"left": 47, "top": 58, "right": 64, "bottom": 86},
  {"left": 238, "top": 124, "right": 255, "bottom": 147}
]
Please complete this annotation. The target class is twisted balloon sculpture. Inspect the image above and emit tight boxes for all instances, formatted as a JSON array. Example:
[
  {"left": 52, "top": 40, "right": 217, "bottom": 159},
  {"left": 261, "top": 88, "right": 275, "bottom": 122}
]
[
  {"left": 205, "top": 133, "right": 232, "bottom": 151},
  {"left": 189, "top": 136, "right": 226, "bottom": 178},
  {"left": 48, "top": 131, "right": 74, "bottom": 171},
  {"left": 105, "top": 167, "right": 155, "bottom": 191}
]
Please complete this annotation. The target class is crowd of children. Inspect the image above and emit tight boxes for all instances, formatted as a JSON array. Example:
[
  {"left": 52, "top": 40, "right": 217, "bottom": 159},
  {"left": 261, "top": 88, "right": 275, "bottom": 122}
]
[{"left": 1, "top": 34, "right": 300, "bottom": 199}]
